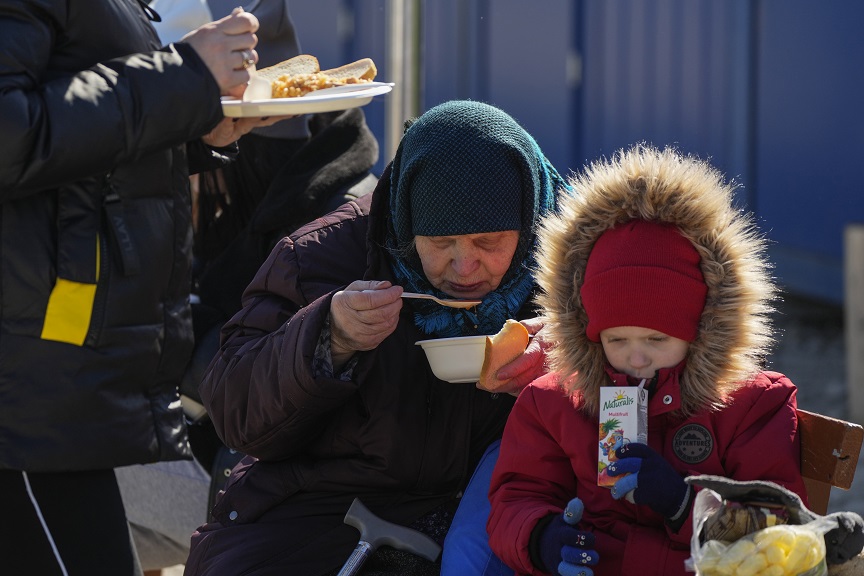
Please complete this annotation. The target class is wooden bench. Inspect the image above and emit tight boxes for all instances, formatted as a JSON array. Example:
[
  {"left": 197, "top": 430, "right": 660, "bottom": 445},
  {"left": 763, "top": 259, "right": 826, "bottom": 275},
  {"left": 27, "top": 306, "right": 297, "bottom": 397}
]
[
  {"left": 798, "top": 408, "right": 864, "bottom": 515},
  {"left": 798, "top": 409, "right": 864, "bottom": 575}
]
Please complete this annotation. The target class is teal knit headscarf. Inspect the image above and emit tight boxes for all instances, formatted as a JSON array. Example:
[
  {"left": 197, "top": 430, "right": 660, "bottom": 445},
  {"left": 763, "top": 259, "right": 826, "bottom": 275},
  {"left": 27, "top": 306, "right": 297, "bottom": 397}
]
[{"left": 385, "top": 100, "right": 568, "bottom": 337}]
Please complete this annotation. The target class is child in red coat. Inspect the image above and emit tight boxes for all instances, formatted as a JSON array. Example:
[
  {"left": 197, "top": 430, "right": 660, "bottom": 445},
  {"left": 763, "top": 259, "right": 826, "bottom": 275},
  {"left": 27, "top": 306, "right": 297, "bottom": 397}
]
[{"left": 487, "top": 144, "right": 808, "bottom": 576}]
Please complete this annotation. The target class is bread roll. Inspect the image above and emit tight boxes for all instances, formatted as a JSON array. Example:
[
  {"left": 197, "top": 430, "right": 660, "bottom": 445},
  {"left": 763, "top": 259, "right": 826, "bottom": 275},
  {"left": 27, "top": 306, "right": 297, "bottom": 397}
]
[{"left": 478, "top": 320, "right": 530, "bottom": 390}]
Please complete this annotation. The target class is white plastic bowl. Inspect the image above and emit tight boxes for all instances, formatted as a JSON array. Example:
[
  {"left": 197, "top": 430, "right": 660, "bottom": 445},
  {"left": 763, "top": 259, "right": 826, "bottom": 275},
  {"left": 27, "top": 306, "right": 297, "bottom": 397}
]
[{"left": 416, "top": 335, "right": 487, "bottom": 383}]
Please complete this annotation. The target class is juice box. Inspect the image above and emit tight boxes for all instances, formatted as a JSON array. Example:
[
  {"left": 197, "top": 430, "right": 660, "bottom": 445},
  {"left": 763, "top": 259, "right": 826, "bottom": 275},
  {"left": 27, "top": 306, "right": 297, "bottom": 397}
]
[{"left": 598, "top": 385, "right": 648, "bottom": 487}]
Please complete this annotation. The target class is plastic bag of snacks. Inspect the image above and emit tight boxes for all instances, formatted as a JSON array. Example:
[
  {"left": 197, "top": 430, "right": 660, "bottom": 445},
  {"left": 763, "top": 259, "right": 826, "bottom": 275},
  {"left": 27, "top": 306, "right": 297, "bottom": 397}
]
[
  {"left": 686, "top": 479, "right": 838, "bottom": 576},
  {"left": 692, "top": 520, "right": 835, "bottom": 575}
]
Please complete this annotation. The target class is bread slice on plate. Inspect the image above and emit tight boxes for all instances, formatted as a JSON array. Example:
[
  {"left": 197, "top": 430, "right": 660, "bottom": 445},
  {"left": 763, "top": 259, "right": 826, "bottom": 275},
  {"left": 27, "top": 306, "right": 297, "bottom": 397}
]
[
  {"left": 478, "top": 319, "right": 530, "bottom": 390},
  {"left": 321, "top": 58, "right": 378, "bottom": 82},
  {"left": 256, "top": 54, "right": 320, "bottom": 81}
]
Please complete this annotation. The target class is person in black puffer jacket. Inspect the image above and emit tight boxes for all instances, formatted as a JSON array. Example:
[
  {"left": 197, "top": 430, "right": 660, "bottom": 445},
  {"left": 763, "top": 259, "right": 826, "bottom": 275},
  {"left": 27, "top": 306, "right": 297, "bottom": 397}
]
[{"left": 0, "top": 2, "right": 287, "bottom": 574}]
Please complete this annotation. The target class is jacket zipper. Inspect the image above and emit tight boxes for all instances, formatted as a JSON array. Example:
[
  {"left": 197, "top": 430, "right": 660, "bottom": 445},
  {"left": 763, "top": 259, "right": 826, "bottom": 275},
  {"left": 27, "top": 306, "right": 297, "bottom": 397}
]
[{"left": 84, "top": 179, "right": 116, "bottom": 346}]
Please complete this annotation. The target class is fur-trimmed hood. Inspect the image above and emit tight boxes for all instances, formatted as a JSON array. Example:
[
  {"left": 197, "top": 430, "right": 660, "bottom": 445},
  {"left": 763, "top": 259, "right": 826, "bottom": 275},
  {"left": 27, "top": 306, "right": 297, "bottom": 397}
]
[{"left": 535, "top": 144, "right": 777, "bottom": 416}]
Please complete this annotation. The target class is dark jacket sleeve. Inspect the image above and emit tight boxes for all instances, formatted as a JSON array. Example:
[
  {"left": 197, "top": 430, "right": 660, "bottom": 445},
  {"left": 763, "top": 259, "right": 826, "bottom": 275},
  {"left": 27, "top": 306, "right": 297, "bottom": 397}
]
[
  {"left": 200, "top": 199, "right": 372, "bottom": 460},
  {"left": 0, "top": 2, "right": 222, "bottom": 196}
]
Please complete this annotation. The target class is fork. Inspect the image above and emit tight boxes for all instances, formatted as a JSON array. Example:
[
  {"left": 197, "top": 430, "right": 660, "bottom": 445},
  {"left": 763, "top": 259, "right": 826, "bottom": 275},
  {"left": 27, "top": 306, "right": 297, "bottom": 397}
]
[{"left": 400, "top": 292, "right": 481, "bottom": 309}]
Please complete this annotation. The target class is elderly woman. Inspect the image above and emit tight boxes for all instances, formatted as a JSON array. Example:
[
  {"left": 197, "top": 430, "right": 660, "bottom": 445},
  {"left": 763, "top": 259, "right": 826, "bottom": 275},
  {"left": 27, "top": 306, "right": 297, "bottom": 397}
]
[{"left": 184, "top": 100, "right": 568, "bottom": 575}]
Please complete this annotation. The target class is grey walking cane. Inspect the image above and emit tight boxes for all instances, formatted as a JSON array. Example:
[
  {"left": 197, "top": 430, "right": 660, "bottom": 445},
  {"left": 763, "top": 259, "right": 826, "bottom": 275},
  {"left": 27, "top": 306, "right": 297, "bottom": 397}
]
[{"left": 337, "top": 498, "right": 442, "bottom": 576}]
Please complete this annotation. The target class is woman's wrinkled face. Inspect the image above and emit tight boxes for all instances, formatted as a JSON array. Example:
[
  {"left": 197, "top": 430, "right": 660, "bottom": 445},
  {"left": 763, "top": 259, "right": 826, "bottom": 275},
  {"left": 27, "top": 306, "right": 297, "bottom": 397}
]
[
  {"left": 415, "top": 231, "right": 520, "bottom": 299},
  {"left": 599, "top": 326, "right": 690, "bottom": 379}
]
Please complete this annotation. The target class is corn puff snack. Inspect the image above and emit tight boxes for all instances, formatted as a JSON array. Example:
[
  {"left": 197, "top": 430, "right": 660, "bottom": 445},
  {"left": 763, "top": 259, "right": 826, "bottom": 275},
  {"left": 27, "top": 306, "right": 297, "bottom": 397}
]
[{"left": 694, "top": 524, "right": 827, "bottom": 576}]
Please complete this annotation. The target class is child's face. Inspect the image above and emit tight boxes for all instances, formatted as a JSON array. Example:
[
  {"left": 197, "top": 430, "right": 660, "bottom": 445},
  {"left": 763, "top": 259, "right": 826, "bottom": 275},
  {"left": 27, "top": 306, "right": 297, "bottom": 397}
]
[{"left": 599, "top": 326, "right": 690, "bottom": 379}]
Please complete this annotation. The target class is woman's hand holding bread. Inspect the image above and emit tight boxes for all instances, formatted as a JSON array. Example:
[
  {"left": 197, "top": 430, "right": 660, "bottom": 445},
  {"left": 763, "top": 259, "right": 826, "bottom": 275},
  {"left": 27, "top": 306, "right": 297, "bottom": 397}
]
[{"left": 477, "top": 318, "right": 551, "bottom": 395}]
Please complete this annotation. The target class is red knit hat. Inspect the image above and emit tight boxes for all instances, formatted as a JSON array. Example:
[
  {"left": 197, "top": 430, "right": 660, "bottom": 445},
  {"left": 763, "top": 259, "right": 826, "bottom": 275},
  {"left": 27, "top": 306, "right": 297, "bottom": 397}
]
[{"left": 580, "top": 220, "right": 707, "bottom": 342}]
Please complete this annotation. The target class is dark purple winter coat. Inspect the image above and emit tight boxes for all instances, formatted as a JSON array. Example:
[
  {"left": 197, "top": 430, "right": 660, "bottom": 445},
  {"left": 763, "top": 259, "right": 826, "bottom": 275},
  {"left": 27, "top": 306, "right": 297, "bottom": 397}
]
[{"left": 188, "top": 170, "right": 526, "bottom": 574}]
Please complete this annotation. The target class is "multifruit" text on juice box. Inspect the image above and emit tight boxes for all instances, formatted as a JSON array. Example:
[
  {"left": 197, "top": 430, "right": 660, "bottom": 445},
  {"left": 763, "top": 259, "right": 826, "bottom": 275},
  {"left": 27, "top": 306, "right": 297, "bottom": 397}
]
[{"left": 598, "top": 384, "right": 647, "bottom": 487}]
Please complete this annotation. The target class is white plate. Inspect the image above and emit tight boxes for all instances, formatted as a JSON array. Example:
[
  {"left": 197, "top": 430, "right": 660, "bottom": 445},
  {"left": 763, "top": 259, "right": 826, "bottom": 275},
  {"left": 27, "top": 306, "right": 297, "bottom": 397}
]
[{"left": 221, "top": 83, "right": 394, "bottom": 118}]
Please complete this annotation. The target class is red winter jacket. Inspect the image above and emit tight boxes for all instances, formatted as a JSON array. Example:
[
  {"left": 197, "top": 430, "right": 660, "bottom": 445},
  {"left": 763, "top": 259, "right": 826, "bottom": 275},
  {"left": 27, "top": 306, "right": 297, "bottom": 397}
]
[{"left": 487, "top": 366, "right": 806, "bottom": 576}]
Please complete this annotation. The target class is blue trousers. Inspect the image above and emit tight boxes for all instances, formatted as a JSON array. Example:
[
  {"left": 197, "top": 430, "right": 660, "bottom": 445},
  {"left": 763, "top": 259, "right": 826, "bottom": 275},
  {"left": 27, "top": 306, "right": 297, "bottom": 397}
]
[{"left": 441, "top": 439, "right": 515, "bottom": 576}]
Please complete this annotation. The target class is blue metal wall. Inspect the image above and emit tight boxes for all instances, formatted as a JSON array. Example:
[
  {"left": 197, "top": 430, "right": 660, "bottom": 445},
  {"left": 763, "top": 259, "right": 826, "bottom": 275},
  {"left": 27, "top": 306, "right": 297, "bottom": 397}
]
[
  {"left": 289, "top": 0, "right": 389, "bottom": 162},
  {"left": 289, "top": 0, "right": 864, "bottom": 303},
  {"left": 291, "top": 0, "right": 573, "bottom": 175},
  {"left": 580, "top": 1, "right": 753, "bottom": 185},
  {"left": 755, "top": 0, "right": 864, "bottom": 302}
]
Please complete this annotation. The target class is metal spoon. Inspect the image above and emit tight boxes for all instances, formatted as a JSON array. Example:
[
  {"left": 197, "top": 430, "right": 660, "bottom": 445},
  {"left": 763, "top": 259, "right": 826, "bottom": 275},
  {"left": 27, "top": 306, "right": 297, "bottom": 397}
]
[{"left": 400, "top": 292, "right": 481, "bottom": 309}]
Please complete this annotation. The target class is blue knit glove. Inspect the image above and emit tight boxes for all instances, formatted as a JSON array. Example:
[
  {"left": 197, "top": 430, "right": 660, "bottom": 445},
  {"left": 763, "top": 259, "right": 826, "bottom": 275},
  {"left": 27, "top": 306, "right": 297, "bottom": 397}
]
[
  {"left": 606, "top": 443, "right": 691, "bottom": 520},
  {"left": 538, "top": 498, "right": 598, "bottom": 576}
]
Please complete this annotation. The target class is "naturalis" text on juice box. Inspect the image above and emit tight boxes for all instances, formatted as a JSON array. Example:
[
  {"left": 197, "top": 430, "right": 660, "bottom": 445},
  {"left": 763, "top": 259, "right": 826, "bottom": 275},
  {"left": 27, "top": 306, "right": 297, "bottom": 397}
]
[{"left": 598, "top": 385, "right": 647, "bottom": 487}]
